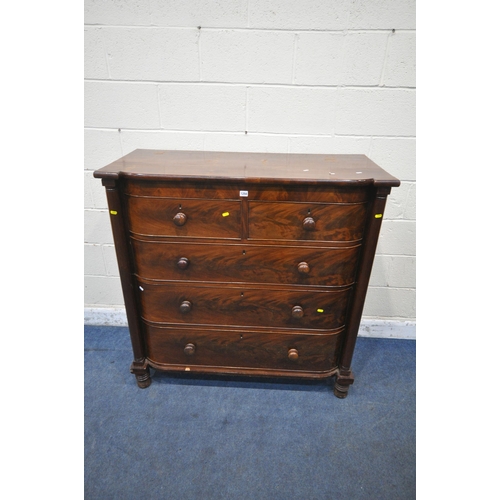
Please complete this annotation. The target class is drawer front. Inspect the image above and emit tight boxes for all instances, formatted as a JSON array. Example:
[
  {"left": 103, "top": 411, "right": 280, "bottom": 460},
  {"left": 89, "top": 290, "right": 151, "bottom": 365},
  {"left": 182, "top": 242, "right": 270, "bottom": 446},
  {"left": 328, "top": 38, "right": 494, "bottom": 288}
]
[
  {"left": 248, "top": 201, "right": 367, "bottom": 242},
  {"left": 125, "top": 179, "right": 369, "bottom": 203},
  {"left": 125, "top": 180, "right": 241, "bottom": 199},
  {"left": 132, "top": 239, "right": 361, "bottom": 287},
  {"left": 139, "top": 282, "right": 350, "bottom": 330},
  {"left": 127, "top": 197, "right": 242, "bottom": 239},
  {"left": 144, "top": 325, "right": 342, "bottom": 373}
]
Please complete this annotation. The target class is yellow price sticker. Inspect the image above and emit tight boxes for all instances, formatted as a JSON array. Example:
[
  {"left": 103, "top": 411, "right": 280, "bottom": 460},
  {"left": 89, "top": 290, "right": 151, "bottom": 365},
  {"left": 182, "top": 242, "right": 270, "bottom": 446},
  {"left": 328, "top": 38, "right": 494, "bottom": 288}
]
[
  {"left": 374, "top": 213, "right": 382, "bottom": 218},
  {"left": 222, "top": 211, "right": 230, "bottom": 217},
  {"left": 317, "top": 308, "right": 324, "bottom": 313},
  {"left": 110, "top": 210, "right": 118, "bottom": 215}
]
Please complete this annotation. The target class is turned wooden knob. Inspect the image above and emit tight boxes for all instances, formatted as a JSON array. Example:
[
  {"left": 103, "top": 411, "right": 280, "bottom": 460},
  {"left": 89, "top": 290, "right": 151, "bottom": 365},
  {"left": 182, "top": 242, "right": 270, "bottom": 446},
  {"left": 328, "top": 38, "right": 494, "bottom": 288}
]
[
  {"left": 184, "top": 343, "right": 196, "bottom": 355},
  {"left": 291, "top": 305, "right": 304, "bottom": 318},
  {"left": 302, "top": 216, "right": 316, "bottom": 231},
  {"left": 173, "top": 212, "right": 187, "bottom": 226},
  {"left": 297, "top": 261, "right": 310, "bottom": 274},
  {"left": 179, "top": 300, "right": 192, "bottom": 313},
  {"left": 177, "top": 257, "right": 190, "bottom": 270},
  {"left": 288, "top": 348, "right": 299, "bottom": 361}
]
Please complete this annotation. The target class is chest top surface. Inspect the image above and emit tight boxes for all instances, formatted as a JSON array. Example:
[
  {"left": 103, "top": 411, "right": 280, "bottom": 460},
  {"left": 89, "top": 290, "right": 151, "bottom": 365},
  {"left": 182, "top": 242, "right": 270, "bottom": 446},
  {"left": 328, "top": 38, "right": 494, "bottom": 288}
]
[{"left": 93, "top": 149, "right": 400, "bottom": 188}]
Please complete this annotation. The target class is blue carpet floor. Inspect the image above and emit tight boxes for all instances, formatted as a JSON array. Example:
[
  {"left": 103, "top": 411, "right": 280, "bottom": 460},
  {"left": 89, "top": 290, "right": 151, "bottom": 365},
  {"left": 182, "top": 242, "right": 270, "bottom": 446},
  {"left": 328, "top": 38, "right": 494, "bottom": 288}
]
[{"left": 84, "top": 325, "right": 415, "bottom": 499}]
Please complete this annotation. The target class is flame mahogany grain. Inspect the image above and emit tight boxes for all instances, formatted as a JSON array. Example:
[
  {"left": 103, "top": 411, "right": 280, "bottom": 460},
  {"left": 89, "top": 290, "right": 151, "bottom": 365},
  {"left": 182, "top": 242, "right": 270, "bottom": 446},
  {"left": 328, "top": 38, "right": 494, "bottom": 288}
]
[
  {"left": 144, "top": 324, "right": 342, "bottom": 374},
  {"left": 131, "top": 238, "right": 361, "bottom": 286},
  {"left": 94, "top": 149, "right": 399, "bottom": 397}
]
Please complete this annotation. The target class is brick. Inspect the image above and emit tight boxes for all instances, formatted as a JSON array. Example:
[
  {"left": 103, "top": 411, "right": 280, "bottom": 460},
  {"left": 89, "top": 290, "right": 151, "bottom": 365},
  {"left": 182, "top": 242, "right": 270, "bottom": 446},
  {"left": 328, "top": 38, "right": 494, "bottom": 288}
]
[
  {"left": 348, "top": 0, "right": 416, "bottom": 29},
  {"left": 358, "top": 319, "right": 415, "bottom": 339},
  {"left": 203, "top": 132, "right": 289, "bottom": 153},
  {"left": 84, "top": 172, "right": 95, "bottom": 208},
  {"left": 384, "top": 31, "right": 416, "bottom": 87},
  {"left": 289, "top": 136, "right": 371, "bottom": 155},
  {"left": 84, "top": 0, "right": 151, "bottom": 26},
  {"left": 84, "top": 27, "right": 108, "bottom": 79},
  {"left": 377, "top": 220, "right": 415, "bottom": 256},
  {"left": 370, "top": 255, "right": 416, "bottom": 288},
  {"left": 369, "top": 256, "right": 392, "bottom": 287},
  {"left": 363, "top": 286, "right": 416, "bottom": 319},
  {"left": 120, "top": 130, "right": 205, "bottom": 155},
  {"left": 332, "top": 136, "right": 372, "bottom": 153},
  {"left": 336, "top": 88, "right": 415, "bottom": 136},
  {"left": 84, "top": 129, "right": 122, "bottom": 171},
  {"left": 248, "top": 87, "right": 336, "bottom": 134},
  {"left": 84, "top": 243, "right": 106, "bottom": 275},
  {"left": 148, "top": 0, "right": 248, "bottom": 28},
  {"left": 248, "top": 0, "right": 351, "bottom": 30},
  {"left": 384, "top": 181, "right": 410, "bottom": 220},
  {"left": 84, "top": 210, "right": 114, "bottom": 244},
  {"left": 288, "top": 136, "right": 335, "bottom": 154},
  {"left": 404, "top": 182, "right": 416, "bottom": 219},
  {"left": 92, "top": 177, "right": 109, "bottom": 210},
  {"left": 294, "top": 33, "right": 344, "bottom": 85},
  {"left": 370, "top": 137, "right": 416, "bottom": 181},
  {"left": 342, "top": 32, "right": 388, "bottom": 85},
  {"left": 85, "top": 81, "right": 160, "bottom": 129},
  {"left": 84, "top": 276, "right": 124, "bottom": 306},
  {"left": 105, "top": 27, "right": 199, "bottom": 81},
  {"left": 84, "top": 171, "right": 107, "bottom": 210},
  {"left": 102, "top": 245, "right": 119, "bottom": 276},
  {"left": 158, "top": 84, "right": 246, "bottom": 131},
  {"left": 202, "top": 30, "right": 294, "bottom": 84}
]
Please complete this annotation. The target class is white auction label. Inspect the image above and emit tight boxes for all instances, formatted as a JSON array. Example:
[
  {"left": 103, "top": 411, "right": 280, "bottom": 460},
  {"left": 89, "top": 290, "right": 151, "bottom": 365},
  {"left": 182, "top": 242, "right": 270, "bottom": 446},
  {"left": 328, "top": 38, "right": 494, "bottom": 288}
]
[{"left": 240, "top": 190, "right": 248, "bottom": 197}]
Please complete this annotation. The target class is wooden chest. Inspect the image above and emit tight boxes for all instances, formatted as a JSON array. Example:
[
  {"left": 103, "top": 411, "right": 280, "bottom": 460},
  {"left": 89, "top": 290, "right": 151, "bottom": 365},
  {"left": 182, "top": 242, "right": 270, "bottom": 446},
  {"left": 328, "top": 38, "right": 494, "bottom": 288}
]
[{"left": 94, "top": 149, "right": 399, "bottom": 397}]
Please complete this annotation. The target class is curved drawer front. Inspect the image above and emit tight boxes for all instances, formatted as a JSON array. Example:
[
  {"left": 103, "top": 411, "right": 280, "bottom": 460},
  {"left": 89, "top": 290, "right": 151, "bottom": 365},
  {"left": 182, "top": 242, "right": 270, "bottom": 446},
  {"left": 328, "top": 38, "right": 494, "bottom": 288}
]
[
  {"left": 125, "top": 180, "right": 241, "bottom": 199},
  {"left": 124, "top": 179, "right": 370, "bottom": 203},
  {"left": 127, "top": 196, "right": 242, "bottom": 239},
  {"left": 132, "top": 239, "right": 361, "bottom": 286},
  {"left": 144, "top": 325, "right": 342, "bottom": 373},
  {"left": 249, "top": 201, "right": 367, "bottom": 242},
  {"left": 139, "top": 282, "right": 350, "bottom": 330}
]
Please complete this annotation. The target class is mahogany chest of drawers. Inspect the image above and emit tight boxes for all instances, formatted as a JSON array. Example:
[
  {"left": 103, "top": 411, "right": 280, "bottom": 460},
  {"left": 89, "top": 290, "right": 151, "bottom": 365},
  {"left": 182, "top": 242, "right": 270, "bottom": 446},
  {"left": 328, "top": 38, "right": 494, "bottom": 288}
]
[{"left": 94, "top": 149, "right": 399, "bottom": 397}]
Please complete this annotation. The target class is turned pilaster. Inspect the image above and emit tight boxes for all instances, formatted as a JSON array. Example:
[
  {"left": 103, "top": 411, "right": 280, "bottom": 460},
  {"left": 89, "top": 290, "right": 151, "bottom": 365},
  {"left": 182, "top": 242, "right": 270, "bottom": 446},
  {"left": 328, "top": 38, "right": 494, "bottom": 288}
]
[{"left": 101, "top": 177, "right": 150, "bottom": 387}]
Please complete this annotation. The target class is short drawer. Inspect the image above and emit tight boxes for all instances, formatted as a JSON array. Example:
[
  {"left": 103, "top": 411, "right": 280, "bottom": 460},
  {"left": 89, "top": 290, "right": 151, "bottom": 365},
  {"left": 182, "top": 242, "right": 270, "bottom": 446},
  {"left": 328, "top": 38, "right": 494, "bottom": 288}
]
[
  {"left": 138, "top": 282, "right": 351, "bottom": 330},
  {"left": 248, "top": 201, "right": 367, "bottom": 242},
  {"left": 144, "top": 325, "right": 342, "bottom": 373},
  {"left": 132, "top": 239, "right": 361, "bottom": 287},
  {"left": 127, "top": 196, "right": 241, "bottom": 239}
]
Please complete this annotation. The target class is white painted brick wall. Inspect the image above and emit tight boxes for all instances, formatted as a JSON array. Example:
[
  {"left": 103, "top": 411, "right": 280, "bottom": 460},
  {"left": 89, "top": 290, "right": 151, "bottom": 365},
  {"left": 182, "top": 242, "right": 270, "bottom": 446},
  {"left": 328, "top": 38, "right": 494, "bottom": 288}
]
[
  {"left": 158, "top": 84, "right": 247, "bottom": 131},
  {"left": 104, "top": 27, "right": 200, "bottom": 81},
  {"left": 248, "top": 87, "right": 337, "bottom": 134},
  {"left": 85, "top": 81, "right": 161, "bottom": 128},
  {"left": 201, "top": 30, "right": 295, "bottom": 84},
  {"left": 294, "top": 33, "right": 344, "bottom": 85},
  {"left": 335, "top": 88, "right": 416, "bottom": 136},
  {"left": 84, "top": 0, "right": 416, "bottom": 331}
]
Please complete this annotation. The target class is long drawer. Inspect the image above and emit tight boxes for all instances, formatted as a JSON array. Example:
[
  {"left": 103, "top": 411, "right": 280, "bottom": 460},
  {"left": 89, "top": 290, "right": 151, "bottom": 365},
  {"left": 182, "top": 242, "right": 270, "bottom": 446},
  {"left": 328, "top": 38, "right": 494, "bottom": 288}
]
[
  {"left": 138, "top": 281, "right": 351, "bottom": 330},
  {"left": 144, "top": 324, "right": 342, "bottom": 373},
  {"left": 132, "top": 238, "right": 361, "bottom": 286}
]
